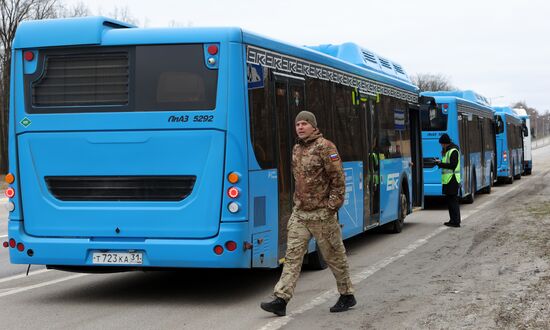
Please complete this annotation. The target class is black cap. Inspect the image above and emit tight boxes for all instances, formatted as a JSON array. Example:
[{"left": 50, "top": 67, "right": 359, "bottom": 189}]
[{"left": 439, "top": 133, "right": 451, "bottom": 144}]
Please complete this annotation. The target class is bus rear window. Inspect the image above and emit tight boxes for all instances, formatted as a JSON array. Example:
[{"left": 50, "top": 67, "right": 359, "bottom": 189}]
[
  {"left": 134, "top": 45, "right": 217, "bottom": 111},
  {"left": 421, "top": 105, "right": 447, "bottom": 131},
  {"left": 27, "top": 44, "right": 217, "bottom": 113}
]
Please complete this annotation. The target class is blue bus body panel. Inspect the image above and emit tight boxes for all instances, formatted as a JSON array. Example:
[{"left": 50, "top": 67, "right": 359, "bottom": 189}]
[
  {"left": 248, "top": 169, "right": 279, "bottom": 268},
  {"left": 242, "top": 32, "right": 418, "bottom": 94},
  {"left": 340, "top": 162, "right": 364, "bottom": 238},
  {"left": 13, "top": 17, "right": 135, "bottom": 49},
  {"left": 423, "top": 138, "right": 443, "bottom": 196},
  {"left": 17, "top": 130, "right": 225, "bottom": 238},
  {"left": 420, "top": 97, "right": 459, "bottom": 197}
]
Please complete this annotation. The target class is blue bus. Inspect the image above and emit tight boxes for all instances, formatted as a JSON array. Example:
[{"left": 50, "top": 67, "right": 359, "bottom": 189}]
[
  {"left": 420, "top": 91, "right": 496, "bottom": 204},
  {"left": 492, "top": 106, "right": 524, "bottom": 183},
  {"left": 5, "top": 17, "right": 425, "bottom": 271}
]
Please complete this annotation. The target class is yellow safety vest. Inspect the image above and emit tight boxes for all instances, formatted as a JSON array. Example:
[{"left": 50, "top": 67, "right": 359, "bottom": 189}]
[{"left": 441, "top": 148, "right": 461, "bottom": 185}]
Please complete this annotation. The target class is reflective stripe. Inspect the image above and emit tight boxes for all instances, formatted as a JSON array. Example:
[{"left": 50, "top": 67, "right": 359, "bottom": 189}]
[{"left": 441, "top": 148, "right": 461, "bottom": 184}]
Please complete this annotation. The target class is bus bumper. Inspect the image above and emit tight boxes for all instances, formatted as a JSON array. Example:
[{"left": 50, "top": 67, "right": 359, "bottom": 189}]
[
  {"left": 7, "top": 221, "right": 252, "bottom": 269},
  {"left": 424, "top": 183, "right": 443, "bottom": 197},
  {"left": 497, "top": 167, "right": 510, "bottom": 179}
]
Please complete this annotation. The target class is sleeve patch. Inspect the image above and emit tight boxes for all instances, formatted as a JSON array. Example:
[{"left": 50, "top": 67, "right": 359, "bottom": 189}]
[{"left": 329, "top": 153, "right": 340, "bottom": 161}]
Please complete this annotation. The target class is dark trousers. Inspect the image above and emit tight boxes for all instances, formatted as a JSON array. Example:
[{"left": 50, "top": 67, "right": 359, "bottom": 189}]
[{"left": 445, "top": 194, "right": 461, "bottom": 224}]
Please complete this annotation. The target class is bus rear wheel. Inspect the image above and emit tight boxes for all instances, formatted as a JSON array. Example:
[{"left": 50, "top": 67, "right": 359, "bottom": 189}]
[
  {"left": 389, "top": 190, "right": 407, "bottom": 234},
  {"left": 463, "top": 174, "right": 475, "bottom": 204},
  {"left": 506, "top": 162, "right": 514, "bottom": 184},
  {"left": 483, "top": 169, "right": 493, "bottom": 194}
]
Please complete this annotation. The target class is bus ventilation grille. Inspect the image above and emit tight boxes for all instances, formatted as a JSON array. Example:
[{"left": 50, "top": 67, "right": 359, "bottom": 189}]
[
  {"left": 45, "top": 176, "right": 196, "bottom": 201},
  {"left": 32, "top": 52, "right": 129, "bottom": 107}
]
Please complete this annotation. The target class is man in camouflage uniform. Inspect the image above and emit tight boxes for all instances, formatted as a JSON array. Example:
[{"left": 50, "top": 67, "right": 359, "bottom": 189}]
[{"left": 260, "top": 111, "right": 356, "bottom": 316}]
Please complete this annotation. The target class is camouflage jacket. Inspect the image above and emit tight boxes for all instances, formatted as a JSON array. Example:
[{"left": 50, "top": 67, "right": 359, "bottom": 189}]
[{"left": 292, "top": 130, "right": 346, "bottom": 212}]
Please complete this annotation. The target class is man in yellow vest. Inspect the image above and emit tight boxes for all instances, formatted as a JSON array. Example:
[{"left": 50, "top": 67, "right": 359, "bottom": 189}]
[{"left": 434, "top": 133, "right": 461, "bottom": 227}]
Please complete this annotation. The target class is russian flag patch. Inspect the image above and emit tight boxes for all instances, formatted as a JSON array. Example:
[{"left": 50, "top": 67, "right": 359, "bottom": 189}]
[{"left": 329, "top": 153, "right": 340, "bottom": 161}]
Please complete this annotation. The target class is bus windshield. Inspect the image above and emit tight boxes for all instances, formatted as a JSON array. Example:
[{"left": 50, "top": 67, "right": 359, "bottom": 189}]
[{"left": 421, "top": 105, "right": 447, "bottom": 131}]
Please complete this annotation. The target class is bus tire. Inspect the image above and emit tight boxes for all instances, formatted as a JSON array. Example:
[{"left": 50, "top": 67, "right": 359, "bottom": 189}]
[
  {"left": 389, "top": 189, "right": 407, "bottom": 234},
  {"left": 483, "top": 169, "right": 493, "bottom": 194},
  {"left": 463, "top": 173, "right": 475, "bottom": 204},
  {"left": 305, "top": 245, "right": 327, "bottom": 270},
  {"left": 514, "top": 168, "right": 522, "bottom": 180},
  {"left": 506, "top": 162, "right": 514, "bottom": 184},
  {"left": 526, "top": 168, "right": 532, "bottom": 175}
]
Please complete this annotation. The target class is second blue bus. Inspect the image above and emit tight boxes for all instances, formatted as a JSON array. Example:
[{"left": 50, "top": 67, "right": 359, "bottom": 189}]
[{"left": 421, "top": 91, "right": 496, "bottom": 203}]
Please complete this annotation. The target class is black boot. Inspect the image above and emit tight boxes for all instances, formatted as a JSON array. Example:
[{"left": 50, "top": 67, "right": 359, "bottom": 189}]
[
  {"left": 260, "top": 297, "right": 287, "bottom": 316},
  {"left": 330, "top": 294, "right": 356, "bottom": 313}
]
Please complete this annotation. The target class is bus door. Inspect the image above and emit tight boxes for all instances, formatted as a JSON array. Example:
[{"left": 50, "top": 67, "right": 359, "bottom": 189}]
[
  {"left": 458, "top": 114, "right": 470, "bottom": 196},
  {"left": 272, "top": 73, "right": 305, "bottom": 259},
  {"left": 362, "top": 98, "right": 380, "bottom": 228},
  {"left": 412, "top": 97, "right": 435, "bottom": 208}
]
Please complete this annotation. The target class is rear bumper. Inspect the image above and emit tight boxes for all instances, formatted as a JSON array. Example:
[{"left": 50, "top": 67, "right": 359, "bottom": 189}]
[
  {"left": 8, "top": 221, "right": 252, "bottom": 268},
  {"left": 424, "top": 183, "right": 443, "bottom": 197},
  {"left": 497, "top": 165, "right": 511, "bottom": 178}
]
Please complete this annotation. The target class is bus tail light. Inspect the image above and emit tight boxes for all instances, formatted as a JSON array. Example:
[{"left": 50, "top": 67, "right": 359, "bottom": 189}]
[
  {"left": 207, "top": 45, "right": 219, "bottom": 55},
  {"left": 24, "top": 51, "right": 34, "bottom": 61},
  {"left": 503, "top": 151, "right": 507, "bottom": 162},
  {"left": 5, "top": 187, "right": 15, "bottom": 198},
  {"left": 17, "top": 243, "right": 25, "bottom": 252},
  {"left": 214, "top": 245, "right": 224, "bottom": 255},
  {"left": 2, "top": 241, "right": 8, "bottom": 248},
  {"left": 5, "top": 173, "right": 15, "bottom": 184},
  {"left": 228, "top": 172, "right": 240, "bottom": 184},
  {"left": 9, "top": 239, "right": 16, "bottom": 248},
  {"left": 6, "top": 202, "right": 15, "bottom": 212},
  {"left": 225, "top": 241, "right": 237, "bottom": 251},
  {"left": 227, "top": 187, "right": 239, "bottom": 199}
]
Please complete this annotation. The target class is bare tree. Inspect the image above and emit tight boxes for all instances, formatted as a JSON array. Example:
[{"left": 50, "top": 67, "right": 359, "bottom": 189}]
[
  {"left": 410, "top": 73, "right": 457, "bottom": 92},
  {"left": 0, "top": 0, "right": 59, "bottom": 173},
  {"left": 108, "top": 6, "right": 139, "bottom": 26},
  {"left": 58, "top": 1, "right": 90, "bottom": 17}
]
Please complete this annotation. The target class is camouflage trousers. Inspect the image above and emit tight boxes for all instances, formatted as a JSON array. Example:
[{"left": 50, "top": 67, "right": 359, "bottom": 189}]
[{"left": 274, "top": 208, "right": 354, "bottom": 301}]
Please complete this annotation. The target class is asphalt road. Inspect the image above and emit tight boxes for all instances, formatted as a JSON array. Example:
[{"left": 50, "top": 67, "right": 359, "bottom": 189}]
[{"left": 0, "top": 145, "right": 549, "bottom": 329}]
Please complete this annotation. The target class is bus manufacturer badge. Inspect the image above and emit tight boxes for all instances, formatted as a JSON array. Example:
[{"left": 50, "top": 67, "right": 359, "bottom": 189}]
[
  {"left": 20, "top": 117, "right": 32, "bottom": 127},
  {"left": 387, "top": 173, "right": 400, "bottom": 191}
]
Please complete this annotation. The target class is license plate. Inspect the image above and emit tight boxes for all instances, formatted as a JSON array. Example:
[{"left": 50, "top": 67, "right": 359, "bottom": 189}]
[{"left": 92, "top": 252, "right": 143, "bottom": 265}]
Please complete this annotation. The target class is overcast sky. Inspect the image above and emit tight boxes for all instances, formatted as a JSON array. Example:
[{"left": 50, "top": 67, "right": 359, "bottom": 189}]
[{"left": 65, "top": 0, "right": 550, "bottom": 112}]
